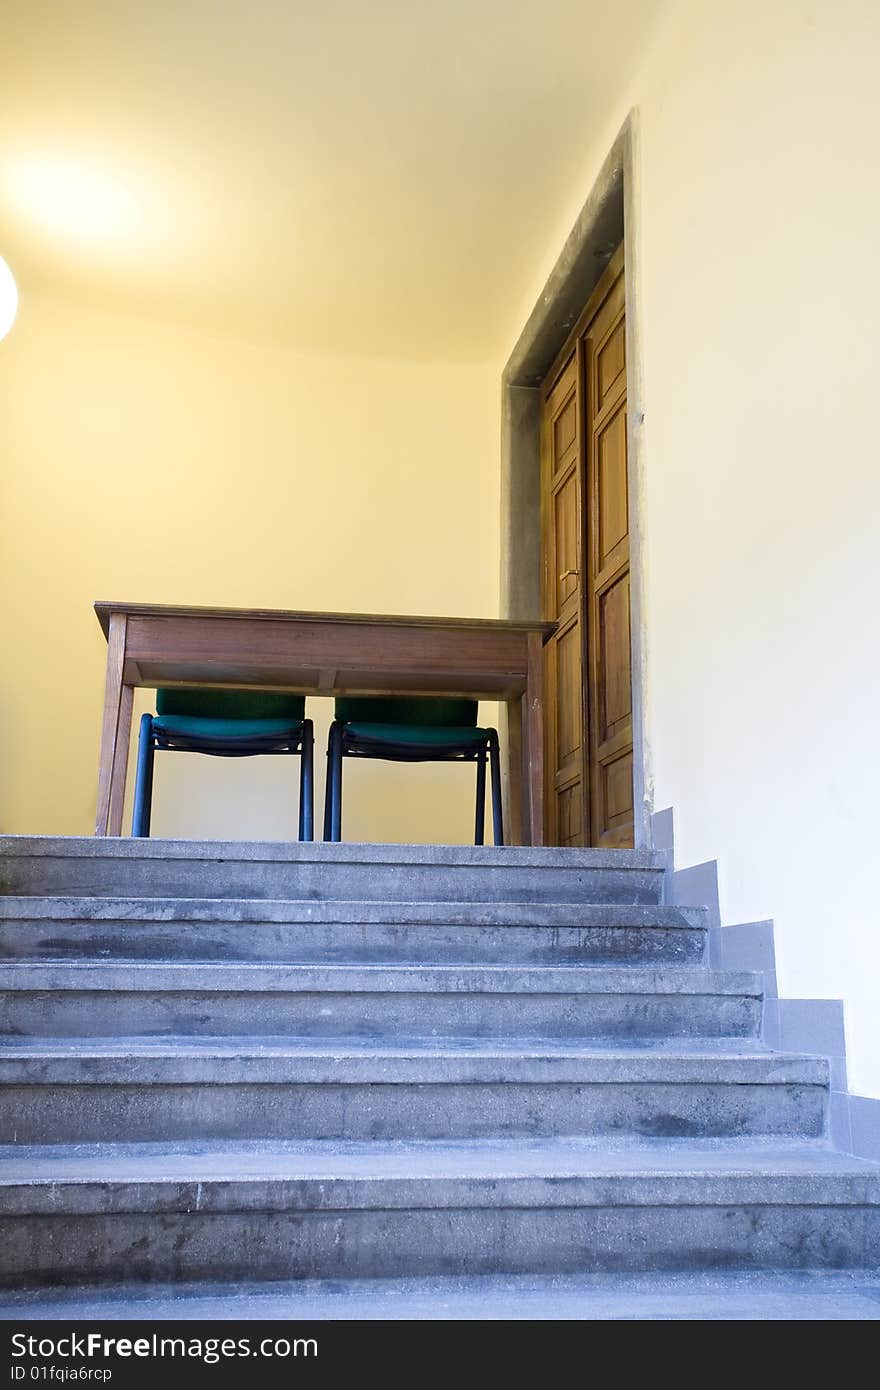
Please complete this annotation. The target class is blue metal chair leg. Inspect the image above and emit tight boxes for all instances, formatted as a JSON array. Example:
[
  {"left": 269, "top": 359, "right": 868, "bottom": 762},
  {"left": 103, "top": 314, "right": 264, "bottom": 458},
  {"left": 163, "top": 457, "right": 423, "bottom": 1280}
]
[
  {"left": 131, "top": 714, "right": 155, "bottom": 837},
  {"left": 298, "top": 720, "right": 314, "bottom": 842},
  {"left": 474, "top": 747, "right": 487, "bottom": 845},
  {"left": 489, "top": 731, "right": 504, "bottom": 847}
]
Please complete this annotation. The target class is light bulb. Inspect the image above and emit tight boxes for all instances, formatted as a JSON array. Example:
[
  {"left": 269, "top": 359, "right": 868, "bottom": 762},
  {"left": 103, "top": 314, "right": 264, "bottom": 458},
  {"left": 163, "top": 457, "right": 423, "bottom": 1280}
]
[{"left": 0, "top": 257, "right": 18, "bottom": 342}]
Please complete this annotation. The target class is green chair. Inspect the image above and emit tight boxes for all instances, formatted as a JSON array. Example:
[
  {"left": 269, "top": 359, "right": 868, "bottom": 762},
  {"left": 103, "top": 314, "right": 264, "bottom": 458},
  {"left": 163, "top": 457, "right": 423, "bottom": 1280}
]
[
  {"left": 323, "top": 697, "right": 503, "bottom": 845},
  {"left": 132, "top": 689, "right": 314, "bottom": 840}
]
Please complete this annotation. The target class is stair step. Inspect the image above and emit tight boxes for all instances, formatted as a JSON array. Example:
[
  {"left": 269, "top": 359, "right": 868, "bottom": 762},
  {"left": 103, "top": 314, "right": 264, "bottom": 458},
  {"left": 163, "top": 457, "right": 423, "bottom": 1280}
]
[
  {"left": 0, "top": 1038, "right": 828, "bottom": 1142},
  {"left": 3, "top": 1271, "right": 879, "bottom": 1320},
  {"left": 0, "top": 837, "right": 665, "bottom": 904},
  {"left": 2, "top": 1138, "right": 877, "bottom": 1283},
  {"left": 0, "top": 963, "right": 760, "bottom": 1040},
  {"left": 0, "top": 897, "right": 706, "bottom": 964},
  {"left": 2, "top": 833, "right": 875, "bottom": 1299}
]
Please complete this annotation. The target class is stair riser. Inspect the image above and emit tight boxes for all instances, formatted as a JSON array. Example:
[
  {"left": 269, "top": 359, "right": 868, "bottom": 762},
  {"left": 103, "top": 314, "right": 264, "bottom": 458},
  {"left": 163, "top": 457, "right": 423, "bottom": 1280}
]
[
  {"left": 0, "top": 991, "right": 761, "bottom": 1040},
  {"left": 0, "top": 859, "right": 663, "bottom": 905},
  {"left": 0, "top": 923, "right": 706, "bottom": 965},
  {"left": 0, "top": 1081, "right": 827, "bottom": 1142},
  {"left": 2, "top": 1205, "right": 876, "bottom": 1284}
]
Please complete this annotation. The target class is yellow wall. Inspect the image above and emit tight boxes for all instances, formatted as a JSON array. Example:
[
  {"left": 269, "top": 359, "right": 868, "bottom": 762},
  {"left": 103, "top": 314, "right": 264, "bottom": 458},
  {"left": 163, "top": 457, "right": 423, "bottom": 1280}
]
[
  {"left": 0, "top": 292, "right": 500, "bottom": 843},
  {"left": 503, "top": 0, "right": 880, "bottom": 1094}
]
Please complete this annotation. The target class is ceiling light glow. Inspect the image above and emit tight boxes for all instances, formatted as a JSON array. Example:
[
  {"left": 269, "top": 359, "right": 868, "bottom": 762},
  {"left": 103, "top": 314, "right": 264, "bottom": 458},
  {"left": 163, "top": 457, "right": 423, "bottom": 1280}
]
[{"left": 2, "top": 155, "right": 145, "bottom": 250}]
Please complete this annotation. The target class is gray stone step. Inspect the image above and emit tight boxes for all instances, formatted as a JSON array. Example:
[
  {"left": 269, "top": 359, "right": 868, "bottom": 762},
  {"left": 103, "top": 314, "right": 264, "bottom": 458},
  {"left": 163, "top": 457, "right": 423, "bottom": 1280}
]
[
  {"left": 0, "top": 897, "right": 706, "bottom": 964},
  {"left": 2, "top": 833, "right": 868, "bottom": 1302},
  {"left": 3, "top": 1271, "right": 880, "bottom": 1320},
  {"left": 0, "top": 962, "right": 761, "bottom": 1040},
  {"left": 1, "top": 1138, "right": 877, "bottom": 1283},
  {"left": 0, "top": 1038, "right": 828, "bottom": 1142},
  {"left": 0, "top": 837, "right": 665, "bottom": 904}
]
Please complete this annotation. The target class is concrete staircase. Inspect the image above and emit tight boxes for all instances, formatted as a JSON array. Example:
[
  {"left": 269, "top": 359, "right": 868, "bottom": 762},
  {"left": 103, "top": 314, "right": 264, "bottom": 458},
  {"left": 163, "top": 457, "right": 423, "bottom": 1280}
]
[{"left": 0, "top": 836, "right": 878, "bottom": 1318}]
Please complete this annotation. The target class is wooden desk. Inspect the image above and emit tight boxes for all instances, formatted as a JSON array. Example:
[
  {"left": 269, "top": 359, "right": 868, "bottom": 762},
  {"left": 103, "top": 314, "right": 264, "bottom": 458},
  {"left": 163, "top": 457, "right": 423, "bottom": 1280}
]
[{"left": 94, "top": 602, "right": 553, "bottom": 844}]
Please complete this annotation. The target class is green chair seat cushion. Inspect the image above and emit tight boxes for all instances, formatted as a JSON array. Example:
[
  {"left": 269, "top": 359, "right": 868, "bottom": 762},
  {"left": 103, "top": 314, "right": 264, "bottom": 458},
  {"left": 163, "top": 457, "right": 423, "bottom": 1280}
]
[
  {"left": 335, "top": 697, "right": 477, "bottom": 727},
  {"left": 343, "top": 722, "right": 493, "bottom": 748},
  {"left": 156, "top": 689, "right": 305, "bottom": 721},
  {"left": 153, "top": 714, "right": 304, "bottom": 742}
]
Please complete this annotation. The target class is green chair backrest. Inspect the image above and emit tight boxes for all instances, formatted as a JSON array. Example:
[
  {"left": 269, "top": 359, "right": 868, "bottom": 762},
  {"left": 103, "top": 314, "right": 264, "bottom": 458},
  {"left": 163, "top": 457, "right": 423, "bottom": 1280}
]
[
  {"left": 335, "top": 697, "right": 477, "bottom": 727},
  {"left": 156, "top": 689, "right": 305, "bottom": 721}
]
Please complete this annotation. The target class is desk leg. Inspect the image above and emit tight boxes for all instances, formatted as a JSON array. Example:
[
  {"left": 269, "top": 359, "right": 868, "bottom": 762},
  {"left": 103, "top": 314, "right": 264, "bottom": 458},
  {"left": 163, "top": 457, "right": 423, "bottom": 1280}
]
[
  {"left": 506, "top": 697, "right": 524, "bottom": 847},
  {"left": 108, "top": 684, "right": 134, "bottom": 835},
  {"left": 525, "top": 631, "right": 545, "bottom": 846},
  {"left": 95, "top": 614, "right": 132, "bottom": 836}
]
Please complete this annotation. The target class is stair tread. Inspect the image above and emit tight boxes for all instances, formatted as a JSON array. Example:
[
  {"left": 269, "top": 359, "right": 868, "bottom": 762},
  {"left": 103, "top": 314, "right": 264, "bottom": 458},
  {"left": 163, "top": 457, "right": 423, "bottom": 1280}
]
[
  {"left": 0, "top": 1034, "right": 802, "bottom": 1058},
  {"left": 0, "top": 896, "right": 702, "bottom": 925},
  {"left": 1, "top": 1136, "right": 877, "bottom": 1186},
  {"left": 0, "top": 1035, "right": 828, "bottom": 1083},
  {"left": 3, "top": 1271, "right": 879, "bottom": 1321},
  {"left": 0, "top": 836, "right": 666, "bottom": 870},
  {"left": 0, "top": 962, "right": 755, "bottom": 993}
]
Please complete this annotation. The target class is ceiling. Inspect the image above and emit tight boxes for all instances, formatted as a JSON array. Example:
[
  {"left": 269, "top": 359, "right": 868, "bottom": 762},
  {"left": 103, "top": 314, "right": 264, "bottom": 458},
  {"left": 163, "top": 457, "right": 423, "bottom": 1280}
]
[{"left": 0, "top": 1, "right": 665, "bottom": 360}]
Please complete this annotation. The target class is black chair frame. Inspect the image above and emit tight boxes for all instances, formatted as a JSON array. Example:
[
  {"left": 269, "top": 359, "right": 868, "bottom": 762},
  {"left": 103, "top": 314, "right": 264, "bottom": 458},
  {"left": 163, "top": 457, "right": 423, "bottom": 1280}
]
[{"left": 323, "top": 720, "right": 503, "bottom": 846}]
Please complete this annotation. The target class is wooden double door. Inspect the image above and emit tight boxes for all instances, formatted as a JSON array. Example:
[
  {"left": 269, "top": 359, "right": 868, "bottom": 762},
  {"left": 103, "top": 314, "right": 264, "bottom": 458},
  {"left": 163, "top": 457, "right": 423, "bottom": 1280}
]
[{"left": 541, "top": 244, "right": 634, "bottom": 848}]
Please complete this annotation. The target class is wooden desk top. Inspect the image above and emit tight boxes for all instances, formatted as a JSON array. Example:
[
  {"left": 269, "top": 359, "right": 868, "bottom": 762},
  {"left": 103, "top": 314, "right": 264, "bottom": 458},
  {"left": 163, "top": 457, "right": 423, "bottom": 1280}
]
[{"left": 95, "top": 601, "right": 554, "bottom": 640}]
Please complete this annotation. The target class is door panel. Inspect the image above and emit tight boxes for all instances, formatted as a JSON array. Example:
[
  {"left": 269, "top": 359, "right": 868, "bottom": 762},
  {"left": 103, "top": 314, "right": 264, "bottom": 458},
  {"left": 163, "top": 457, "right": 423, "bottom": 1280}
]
[
  {"left": 597, "top": 573, "right": 632, "bottom": 739},
  {"left": 553, "top": 473, "right": 580, "bottom": 612},
  {"left": 596, "top": 316, "right": 626, "bottom": 406},
  {"left": 557, "top": 780, "right": 584, "bottom": 847},
  {"left": 602, "top": 747, "right": 634, "bottom": 838},
  {"left": 555, "top": 619, "right": 583, "bottom": 764},
  {"left": 540, "top": 244, "right": 634, "bottom": 848},
  {"left": 553, "top": 391, "right": 577, "bottom": 462},
  {"left": 597, "top": 401, "right": 629, "bottom": 563}
]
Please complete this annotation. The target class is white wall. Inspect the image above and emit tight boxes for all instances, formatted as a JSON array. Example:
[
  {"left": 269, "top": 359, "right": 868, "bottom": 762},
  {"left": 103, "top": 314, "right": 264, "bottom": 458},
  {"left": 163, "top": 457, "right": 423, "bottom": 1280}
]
[
  {"left": 504, "top": 0, "right": 880, "bottom": 1095},
  {"left": 639, "top": 0, "right": 880, "bottom": 1098}
]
